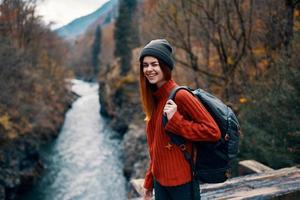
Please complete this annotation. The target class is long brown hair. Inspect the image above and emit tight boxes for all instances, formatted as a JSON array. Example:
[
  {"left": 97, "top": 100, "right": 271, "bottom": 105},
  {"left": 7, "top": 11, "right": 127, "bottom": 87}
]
[{"left": 139, "top": 57, "right": 172, "bottom": 121}]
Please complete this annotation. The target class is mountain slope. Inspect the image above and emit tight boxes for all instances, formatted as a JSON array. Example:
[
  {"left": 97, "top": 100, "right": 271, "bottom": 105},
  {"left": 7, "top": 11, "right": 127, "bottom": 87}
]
[{"left": 56, "top": 0, "right": 118, "bottom": 39}]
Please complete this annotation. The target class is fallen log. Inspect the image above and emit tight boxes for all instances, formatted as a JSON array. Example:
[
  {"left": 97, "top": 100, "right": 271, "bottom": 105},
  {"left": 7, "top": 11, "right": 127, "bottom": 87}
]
[{"left": 131, "top": 166, "right": 300, "bottom": 199}]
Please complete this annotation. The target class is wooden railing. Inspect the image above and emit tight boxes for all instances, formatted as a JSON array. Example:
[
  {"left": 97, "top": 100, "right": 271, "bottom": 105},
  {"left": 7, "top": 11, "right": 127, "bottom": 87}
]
[{"left": 130, "top": 160, "right": 300, "bottom": 200}]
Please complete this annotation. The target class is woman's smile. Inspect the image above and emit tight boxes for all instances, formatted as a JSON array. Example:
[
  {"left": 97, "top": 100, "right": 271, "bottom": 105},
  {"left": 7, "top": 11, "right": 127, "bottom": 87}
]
[{"left": 146, "top": 73, "right": 158, "bottom": 79}]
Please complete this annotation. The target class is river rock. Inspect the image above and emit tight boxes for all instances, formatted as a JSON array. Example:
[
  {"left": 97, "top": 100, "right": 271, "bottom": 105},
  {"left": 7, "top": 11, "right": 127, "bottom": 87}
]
[
  {"left": 123, "top": 123, "right": 148, "bottom": 179},
  {"left": 98, "top": 54, "right": 144, "bottom": 137},
  {"left": 122, "top": 123, "right": 149, "bottom": 199},
  {"left": 0, "top": 135, "right": 44, "bottom": 200}
]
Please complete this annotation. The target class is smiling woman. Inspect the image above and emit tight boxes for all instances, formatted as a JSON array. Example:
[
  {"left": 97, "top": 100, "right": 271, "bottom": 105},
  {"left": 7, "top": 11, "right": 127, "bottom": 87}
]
[
  {"left": 36, "top": 0, "right": 109, "bottom": 29},
  {"left": 138, "top": 39, "right": 221, "bottom": 200}
]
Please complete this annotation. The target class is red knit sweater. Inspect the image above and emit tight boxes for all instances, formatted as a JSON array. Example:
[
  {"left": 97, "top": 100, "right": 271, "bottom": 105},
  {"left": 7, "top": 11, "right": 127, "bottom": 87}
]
[{"left": 143, "top": 79, "right": 221, "bottom": 189}]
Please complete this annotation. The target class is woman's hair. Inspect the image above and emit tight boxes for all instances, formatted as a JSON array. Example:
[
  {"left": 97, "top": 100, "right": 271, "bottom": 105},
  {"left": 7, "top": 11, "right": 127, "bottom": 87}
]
[{"left": 139, "top": 58, "right": 172, "bottom": 121}]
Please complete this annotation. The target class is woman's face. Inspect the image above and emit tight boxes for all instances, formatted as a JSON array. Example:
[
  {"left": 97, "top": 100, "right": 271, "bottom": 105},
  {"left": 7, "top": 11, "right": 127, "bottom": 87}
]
[{"left": 142, "top": 56, "right": 167, "bottom": 87}]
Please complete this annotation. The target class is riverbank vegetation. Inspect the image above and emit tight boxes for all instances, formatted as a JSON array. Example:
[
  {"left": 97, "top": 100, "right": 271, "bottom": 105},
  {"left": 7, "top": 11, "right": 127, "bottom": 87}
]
[
  {"left": 0, "top": 0, "right": 73, "bottom": 143},
  {"left": 0, "top": 0, "right": 73, "bottom": 198}
]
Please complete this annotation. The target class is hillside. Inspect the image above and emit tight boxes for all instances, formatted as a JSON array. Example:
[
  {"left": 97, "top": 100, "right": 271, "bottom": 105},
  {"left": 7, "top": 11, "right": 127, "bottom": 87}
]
[{"left": 55, "top": 0, "right": 118, "bottom": 40}]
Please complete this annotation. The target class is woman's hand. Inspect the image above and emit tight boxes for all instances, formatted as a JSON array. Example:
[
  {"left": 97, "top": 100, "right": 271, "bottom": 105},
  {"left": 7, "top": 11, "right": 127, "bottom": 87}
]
[
  {"left": 163, "top": 99, "right": 177, "bottom": 120},
  {"left": 143, "top": 188, "right": 153, "bottom": 200}
]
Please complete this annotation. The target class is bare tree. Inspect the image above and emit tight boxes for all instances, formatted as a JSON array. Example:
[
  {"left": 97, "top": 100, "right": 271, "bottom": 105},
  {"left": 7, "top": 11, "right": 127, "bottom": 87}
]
[
  {"left": 191, "top": 0, "right": 253, "bottom": 100},
  {"left": 143, "top": 0, "right": 253, "bottom": 101},
  {"left": 0, "top": 0, "right": 39, "bottom": 48}
]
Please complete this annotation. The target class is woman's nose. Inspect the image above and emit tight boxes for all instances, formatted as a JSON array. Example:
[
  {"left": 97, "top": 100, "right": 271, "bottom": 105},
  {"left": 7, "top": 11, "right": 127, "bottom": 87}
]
[{"left": 145, "top": 66, "right": 154, "bottom": 72}]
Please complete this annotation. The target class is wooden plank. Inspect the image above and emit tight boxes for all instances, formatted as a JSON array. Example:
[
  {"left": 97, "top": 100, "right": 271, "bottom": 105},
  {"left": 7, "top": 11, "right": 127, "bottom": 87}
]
[
  {"left": 130, "top": 167, "right": 300, "bottom": 200},
  {"left": 238, "top": 159, "right": 274, "bottom": 175}
]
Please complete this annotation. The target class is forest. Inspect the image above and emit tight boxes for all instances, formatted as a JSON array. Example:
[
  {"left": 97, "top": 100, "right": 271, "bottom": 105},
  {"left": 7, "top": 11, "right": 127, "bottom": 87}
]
[
  {"left": 0, "top": 0, "right": 72, "bottom": 142},
  {"left": 0, "top": 0, "right": 74, "bottom": 198}
]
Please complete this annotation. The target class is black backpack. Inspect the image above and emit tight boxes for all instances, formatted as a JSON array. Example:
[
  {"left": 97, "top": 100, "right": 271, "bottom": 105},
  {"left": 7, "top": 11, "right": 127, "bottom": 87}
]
[{"left": 163, "top": 86, "right": 240, "bottom": 184}]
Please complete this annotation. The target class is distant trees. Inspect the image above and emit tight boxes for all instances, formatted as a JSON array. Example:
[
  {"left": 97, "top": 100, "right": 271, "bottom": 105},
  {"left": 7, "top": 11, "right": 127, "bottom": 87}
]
[
  {"left": 114, "top": 0, "right": 140, "bottom": 75},
  {"left": 91, "top": 25, "right": 102, "bottom": 80},
  {"left": 239, "top": 0, "right": 300, "bottom": 168},
  {"left": 69, "top": 25, "right": 103, "bottom": 81}
]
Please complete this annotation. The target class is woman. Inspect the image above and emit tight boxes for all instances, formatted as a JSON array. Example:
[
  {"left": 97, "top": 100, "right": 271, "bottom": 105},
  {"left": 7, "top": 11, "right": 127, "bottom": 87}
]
[{"left": 139, "top": 39, "right": 221, "bottom": 200}]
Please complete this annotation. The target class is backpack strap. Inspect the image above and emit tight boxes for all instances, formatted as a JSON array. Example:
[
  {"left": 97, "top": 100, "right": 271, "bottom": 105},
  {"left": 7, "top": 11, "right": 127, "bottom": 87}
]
[
  {"left": 162, "top": 86, "right": 194, "bottom": 127},
  {"left": 166, "top": 86, "right": 194, "bottom": 104},
  {"left": 163, "top": 86, "right": 196, "bottom": 177},
  {"left": 162, "top": 86, "right": 195, "bottom": 147}
]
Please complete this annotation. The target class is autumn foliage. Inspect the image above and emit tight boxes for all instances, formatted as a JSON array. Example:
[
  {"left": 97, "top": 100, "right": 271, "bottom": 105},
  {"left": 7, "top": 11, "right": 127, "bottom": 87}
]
[
  {"left": 0, "top": 0, "right": 73, "bottom": 143},
  {"left": 134, "top": 0, "right": 300, "bottom": 167}
]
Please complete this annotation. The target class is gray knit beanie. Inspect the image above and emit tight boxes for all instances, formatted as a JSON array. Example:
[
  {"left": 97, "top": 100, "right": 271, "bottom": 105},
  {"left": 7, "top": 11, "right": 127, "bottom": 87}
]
[{"left": 139, "top": 39, "right": 174, "bottom": 70}]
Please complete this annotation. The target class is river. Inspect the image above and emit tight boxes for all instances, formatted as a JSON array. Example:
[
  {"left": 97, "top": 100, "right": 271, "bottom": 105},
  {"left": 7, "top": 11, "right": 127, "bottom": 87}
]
[{"left": 21, "top": 79, "right": 127, "bottom": 200}]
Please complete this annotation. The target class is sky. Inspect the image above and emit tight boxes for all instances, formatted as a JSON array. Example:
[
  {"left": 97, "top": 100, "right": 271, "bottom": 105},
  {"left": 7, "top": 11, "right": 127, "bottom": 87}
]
[{"left": 36, "top": 0, "right": 109, "bottom": 29}]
